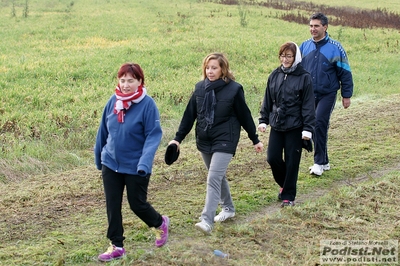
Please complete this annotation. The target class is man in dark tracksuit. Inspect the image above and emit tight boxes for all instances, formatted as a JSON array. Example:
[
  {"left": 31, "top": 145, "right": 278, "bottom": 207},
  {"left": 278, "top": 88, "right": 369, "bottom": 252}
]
[{"left": 300, "top": 12, "right": 354, "bottom": 176}]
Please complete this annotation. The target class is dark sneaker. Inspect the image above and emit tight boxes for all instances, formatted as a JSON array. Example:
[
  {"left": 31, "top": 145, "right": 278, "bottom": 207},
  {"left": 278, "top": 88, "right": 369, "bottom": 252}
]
[
  {"left": 281, "top": 200, "right": 295, "bottom": 207},
  {"left": 278, "top": 187, "right": 283, "bottom": 200},
  {"left": 155, "top": 215, "right": 169, "bottom": 247},
  {"left": 98, "top": 245, "right": 126, "bottom": 262}
]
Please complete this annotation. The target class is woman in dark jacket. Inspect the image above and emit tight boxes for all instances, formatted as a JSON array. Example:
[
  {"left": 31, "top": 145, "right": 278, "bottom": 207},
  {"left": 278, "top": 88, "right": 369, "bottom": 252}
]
[
  {"left": 169, "top": 53, "right": 263, "bottom": 235},
  {"left": 258, "top": 42, "right": 315, "bottom": 207}
]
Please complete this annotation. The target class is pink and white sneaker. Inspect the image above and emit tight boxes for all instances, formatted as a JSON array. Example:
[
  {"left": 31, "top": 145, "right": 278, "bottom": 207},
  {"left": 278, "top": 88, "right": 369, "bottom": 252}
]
[
  {"left": 98, "top": 244, "right": 126, "bottom": 262},
  {"left": 155, "top": 215, "right": 170, "bottom": 247}
]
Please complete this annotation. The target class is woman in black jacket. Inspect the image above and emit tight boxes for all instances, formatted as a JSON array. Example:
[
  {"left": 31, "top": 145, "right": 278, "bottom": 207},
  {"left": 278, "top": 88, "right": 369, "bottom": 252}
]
[
  {"left": 258, "top": 42, "right": 315, "bottom": 207},
  {"left": 169, "top": 53, "right": 263, "bottom": 235}
]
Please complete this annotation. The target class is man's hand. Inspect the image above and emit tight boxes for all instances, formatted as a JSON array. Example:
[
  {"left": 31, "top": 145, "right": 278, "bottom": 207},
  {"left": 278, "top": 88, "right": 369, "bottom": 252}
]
[{"left": 342, "top": 97, "right": 351, "bottom": 109}]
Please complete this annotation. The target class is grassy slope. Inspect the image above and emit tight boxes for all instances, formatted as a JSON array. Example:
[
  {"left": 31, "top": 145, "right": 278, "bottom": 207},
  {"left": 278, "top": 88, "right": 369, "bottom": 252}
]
[
  {"left": 1, "top": 94, "right": 399, "bottom": 265},
  {"left": 0, "top": 0, "right": 400, "bottom": 265}
]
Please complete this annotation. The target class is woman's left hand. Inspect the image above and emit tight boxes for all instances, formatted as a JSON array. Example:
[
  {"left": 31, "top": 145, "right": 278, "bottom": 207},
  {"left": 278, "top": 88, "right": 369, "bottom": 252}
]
[{"left": 254, "top": 142, "right": 263, "bottom": 153}]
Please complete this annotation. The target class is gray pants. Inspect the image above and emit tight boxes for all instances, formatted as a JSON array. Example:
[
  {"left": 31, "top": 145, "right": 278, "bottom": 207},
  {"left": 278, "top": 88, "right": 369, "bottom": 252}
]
[{"left": 200, "top": 152, "right": 235, "bottom": 225}]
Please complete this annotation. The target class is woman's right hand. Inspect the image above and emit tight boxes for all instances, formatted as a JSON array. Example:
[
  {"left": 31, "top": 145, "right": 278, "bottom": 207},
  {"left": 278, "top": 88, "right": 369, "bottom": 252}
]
[{"left": 168, "top": 140, "right": 180, "bottom": 150}]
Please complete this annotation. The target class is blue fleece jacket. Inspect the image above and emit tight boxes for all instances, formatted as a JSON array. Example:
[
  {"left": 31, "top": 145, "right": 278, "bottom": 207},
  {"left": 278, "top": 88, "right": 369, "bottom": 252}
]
[
  {"left": 94, "top": 94, "right": 162, "bottom": 176},
  {"left": 300, "top": 33, "right": 353, "bottom": 98}
]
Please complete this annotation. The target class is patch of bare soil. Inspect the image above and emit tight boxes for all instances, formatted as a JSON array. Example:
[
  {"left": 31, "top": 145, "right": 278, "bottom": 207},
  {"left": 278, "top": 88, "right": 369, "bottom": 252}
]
[{"left": 0, "top": 167, "right": 104, "bottom": 242}]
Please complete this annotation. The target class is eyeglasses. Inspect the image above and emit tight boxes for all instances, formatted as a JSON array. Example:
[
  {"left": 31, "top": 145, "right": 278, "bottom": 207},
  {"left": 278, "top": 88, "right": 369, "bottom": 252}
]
[{"left": 279, "top": 54, "right": 294, "bottom": 59}]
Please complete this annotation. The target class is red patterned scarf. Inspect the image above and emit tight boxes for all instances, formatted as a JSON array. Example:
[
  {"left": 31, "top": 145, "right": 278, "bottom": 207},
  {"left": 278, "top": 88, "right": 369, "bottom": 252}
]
[{"left": 114, "top": 85, "right": 147, "bottom": 123}]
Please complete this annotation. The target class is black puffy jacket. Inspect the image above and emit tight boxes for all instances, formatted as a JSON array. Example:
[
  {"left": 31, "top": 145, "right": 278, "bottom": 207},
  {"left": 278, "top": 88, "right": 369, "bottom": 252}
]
[
  {"left": 259, "top": 64, "right": 315, "bottom": 133},
  {"left": 174, "top": 79, "right": 260, "bottom": 155}
]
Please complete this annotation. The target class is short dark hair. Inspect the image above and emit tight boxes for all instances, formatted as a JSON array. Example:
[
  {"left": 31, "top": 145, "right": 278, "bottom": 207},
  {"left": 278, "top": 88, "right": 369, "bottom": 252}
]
[
  {"left": 310, "top": 12, "right": 328, "bottom": 26},
  {"left": 117, "top": 63, "right": 145, "bottom": 85}
]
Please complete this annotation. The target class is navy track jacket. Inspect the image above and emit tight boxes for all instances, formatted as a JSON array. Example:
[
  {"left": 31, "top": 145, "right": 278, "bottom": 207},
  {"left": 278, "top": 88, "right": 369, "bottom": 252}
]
[{"left": 299, "top": 33, "right": 353, "bottom": 98}]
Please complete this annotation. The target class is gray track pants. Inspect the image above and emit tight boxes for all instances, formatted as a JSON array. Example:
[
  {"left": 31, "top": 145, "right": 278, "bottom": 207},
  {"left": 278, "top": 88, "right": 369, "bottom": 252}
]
[{"left": 200, "top": 152, "right": 235, "bottom": 225}]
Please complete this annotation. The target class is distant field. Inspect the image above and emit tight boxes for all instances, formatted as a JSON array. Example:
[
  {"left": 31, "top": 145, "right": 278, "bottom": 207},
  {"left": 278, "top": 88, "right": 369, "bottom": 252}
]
[
  {"left": 301, "top": 0, "right": 400, "bottom": 12},
  {"left": 0, "top": 0, "right": 399, "bottom": 177}
]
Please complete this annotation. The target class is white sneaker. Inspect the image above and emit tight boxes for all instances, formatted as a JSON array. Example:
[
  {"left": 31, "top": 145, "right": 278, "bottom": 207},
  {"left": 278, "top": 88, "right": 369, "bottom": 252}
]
[
  {"left": 195, "top": 220, "right": 212, "bottom": 235},
  {"left": 309, "top": 164, "right": 324, "bottom": 176},
  {"left": 309, "top": 163, "right": 331, "bottom": 171},
  {"left": 214, "top": 209, "right": 235, "bottom": 222}
]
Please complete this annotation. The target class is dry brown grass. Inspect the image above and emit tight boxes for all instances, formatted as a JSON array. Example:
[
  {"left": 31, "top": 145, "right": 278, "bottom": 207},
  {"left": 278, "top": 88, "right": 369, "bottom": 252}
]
[{"left": 215, "top": 0, "right": 400, "bottom": 29}]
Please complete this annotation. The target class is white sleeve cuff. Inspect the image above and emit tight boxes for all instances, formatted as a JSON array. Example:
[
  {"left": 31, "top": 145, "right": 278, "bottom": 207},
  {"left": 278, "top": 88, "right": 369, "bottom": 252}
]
[
  {"left": 302, "top": 130, "right": 312, "bottom": 139},
  {"left": 258, "top": 123, "right": 267, "bottom": 129}
]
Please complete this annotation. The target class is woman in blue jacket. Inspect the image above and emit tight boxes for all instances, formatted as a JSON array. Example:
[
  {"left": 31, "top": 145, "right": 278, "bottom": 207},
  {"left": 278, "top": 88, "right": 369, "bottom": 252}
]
[
  {"left": 94, "top": 63, "right": 169, "bottom": 262},
  {"left": 259, "top": 42, "right": 315, "bottom": 207}
]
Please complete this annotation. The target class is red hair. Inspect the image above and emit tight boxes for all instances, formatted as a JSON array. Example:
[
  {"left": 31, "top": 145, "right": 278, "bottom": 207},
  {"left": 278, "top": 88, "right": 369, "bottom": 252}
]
[{"left": 117, "top": 63, "right": 145, "bottom": 85}]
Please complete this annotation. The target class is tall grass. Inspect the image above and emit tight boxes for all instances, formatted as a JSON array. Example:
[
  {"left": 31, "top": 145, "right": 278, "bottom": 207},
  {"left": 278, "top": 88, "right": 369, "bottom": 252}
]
[{"left": 0, "top": 0, "right": 399, "bottom": 179}]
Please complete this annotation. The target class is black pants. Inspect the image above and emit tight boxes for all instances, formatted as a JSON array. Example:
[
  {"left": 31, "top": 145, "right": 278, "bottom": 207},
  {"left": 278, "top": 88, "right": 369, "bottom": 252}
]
[
  {"left": 267, "top": 127, "right": 302, "bottom": 201},
  {"left": 102, "top": 165, "right": 162, "bottom": 247}
]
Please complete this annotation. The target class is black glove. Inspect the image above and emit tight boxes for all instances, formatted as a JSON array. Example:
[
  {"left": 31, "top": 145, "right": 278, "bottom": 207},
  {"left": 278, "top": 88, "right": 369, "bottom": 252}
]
[
  {"left": 165, "top": 143, "right": 180, "bottom": 165},
  {"left": 302, "top": 139, "right": 313, "bottom": 152}
]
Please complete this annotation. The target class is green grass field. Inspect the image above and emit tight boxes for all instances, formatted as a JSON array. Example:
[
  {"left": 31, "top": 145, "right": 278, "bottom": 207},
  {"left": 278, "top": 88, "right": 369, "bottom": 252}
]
[
  {"left": 1, "top": 0, "right": 400, "bottom": 179},
  {"left": 0, "top": 0, "right": 399, "bottom": 265}
]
